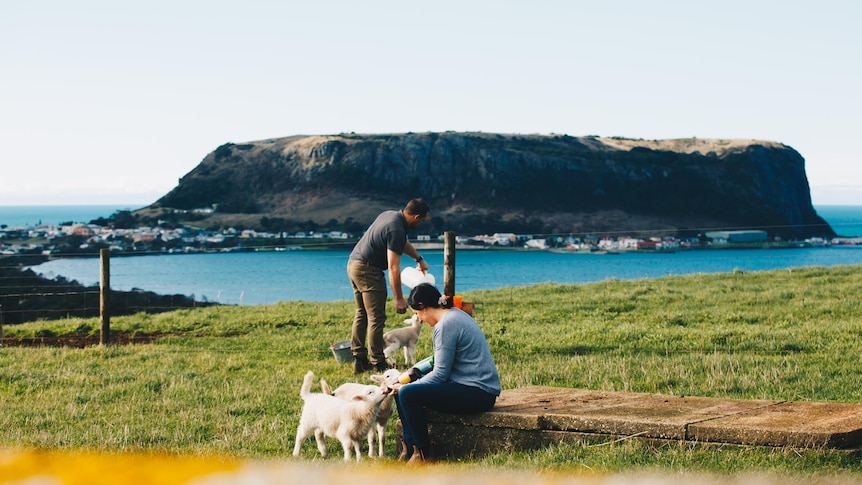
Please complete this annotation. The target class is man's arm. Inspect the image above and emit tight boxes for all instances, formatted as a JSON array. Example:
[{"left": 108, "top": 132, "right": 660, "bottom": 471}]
[
  {"left": 402, "top": 241, "right": 429, "bottom": 273},
  {"left": 387, "top": 249, "right": 407, "bottom": 314}
]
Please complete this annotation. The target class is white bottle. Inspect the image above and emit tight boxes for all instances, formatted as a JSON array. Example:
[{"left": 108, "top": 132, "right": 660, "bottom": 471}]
[{"left": 401, "top": 266, "right": 435, "bottom": 289}]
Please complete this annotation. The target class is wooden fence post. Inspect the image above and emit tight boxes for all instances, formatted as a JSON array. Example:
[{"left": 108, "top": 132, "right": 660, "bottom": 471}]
[
  {"left": 100, "top": 248, "right": 110, "bottom": 345},
  {"left": 443, "top": 231, "right": 456, "bottom": 297}
]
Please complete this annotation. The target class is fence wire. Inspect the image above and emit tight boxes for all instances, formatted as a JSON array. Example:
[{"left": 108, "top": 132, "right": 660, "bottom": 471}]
[{"left": 3, "top": 234, "right": 862, "bottom": 325}]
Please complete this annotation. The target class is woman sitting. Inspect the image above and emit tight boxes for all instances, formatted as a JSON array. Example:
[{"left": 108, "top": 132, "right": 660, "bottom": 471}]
[{"left": 391, "top": 283, "right": 501, "bottom": 463}]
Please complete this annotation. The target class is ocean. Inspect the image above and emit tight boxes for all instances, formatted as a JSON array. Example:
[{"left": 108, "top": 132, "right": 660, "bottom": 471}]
[
  {"left": 28, "top": 245, "right": 862, "bottom": 306},
  {"left": 7, "top": 204, "right": 862, "bottom": 305},
  {"left": 817, "top": 205, "right": 862, "bottom": 237},
  {"left": 0, "top": 204, "right": 146, "bottom": 227}
]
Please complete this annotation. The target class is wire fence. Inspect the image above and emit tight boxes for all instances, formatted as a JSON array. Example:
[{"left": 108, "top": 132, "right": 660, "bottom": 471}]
[
  {"left": 0, "top": 252, "right": 214, "bottom": 325},
  {"left": 4, "top": 233, "right": 862, "bottom": 328}
]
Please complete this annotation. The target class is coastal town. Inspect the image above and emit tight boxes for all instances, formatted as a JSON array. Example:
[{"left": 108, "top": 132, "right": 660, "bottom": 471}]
[{"left": 2, "top": 218, "right": 858, "bottom": 258}]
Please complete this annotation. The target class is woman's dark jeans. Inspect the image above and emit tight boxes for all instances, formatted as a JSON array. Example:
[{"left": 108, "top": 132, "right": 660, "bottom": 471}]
[{"left": 396, "top": 382, "right": 497, "bottom": 450}]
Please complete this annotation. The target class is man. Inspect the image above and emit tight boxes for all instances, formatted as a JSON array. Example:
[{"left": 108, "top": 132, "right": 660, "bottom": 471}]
[{"left": 347, "top": 198, "right": 430, "bottom": 373}]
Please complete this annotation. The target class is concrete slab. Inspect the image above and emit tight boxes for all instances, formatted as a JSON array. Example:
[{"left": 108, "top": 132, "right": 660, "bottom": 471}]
[
  {"left": 690, "top": 401, "right": 862, "bottom": 448},
  {"left": 543, "top": 392, "right": 782, "bottom": 440},
  {"left": 427, "top": 387, "right": 633, "bottom": 431},
  {"left": 409, "top": 386, "right": 862, "bottom": 458},
  {"left": 432, "top": 387, "right": 782, "bottom": 439}
]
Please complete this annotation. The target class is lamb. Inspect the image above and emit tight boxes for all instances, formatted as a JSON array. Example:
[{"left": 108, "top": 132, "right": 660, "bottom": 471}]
[
  {"left": 292, "top": 370, "right": 387, "bottom": 462},
  {"left": 321, "top": 368, "right": 401, "bottom": 458},
  {"left": 382, "top": 314, "right": 423, "bottom": 367}
]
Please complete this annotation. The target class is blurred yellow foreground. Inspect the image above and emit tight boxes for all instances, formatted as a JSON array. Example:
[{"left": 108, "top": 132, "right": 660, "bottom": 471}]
[
  {"left": 3, "top": 447, "right": 860, "bottom": 485},
  {"left": 1, "top": 448, "right": 240, "bottom": 485}
]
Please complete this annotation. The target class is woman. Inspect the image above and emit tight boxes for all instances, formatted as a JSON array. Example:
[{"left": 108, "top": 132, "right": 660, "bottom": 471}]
[{"left": 392, "top": 283, "right": 501, "bottom": 463}]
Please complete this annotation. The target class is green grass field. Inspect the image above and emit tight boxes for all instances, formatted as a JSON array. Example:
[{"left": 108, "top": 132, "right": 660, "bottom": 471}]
[{"left": 2, "top": 264, "right": 862, "bottom": 479}]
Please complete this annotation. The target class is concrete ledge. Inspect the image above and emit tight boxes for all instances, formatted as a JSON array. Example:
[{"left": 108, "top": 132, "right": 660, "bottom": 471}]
[
  {"left": 690, "top": 401, "right": 862, "bottom": 448},
  {"left": 404, "top": 386, "right": 862, "bottom": 459}
]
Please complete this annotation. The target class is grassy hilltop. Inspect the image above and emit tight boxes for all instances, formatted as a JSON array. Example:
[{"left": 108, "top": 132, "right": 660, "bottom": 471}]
[
  {"left": 143, "top": 132, "right": 834, "bottom": 240},
  {"left": 2, "top": 264, "right": 862, "bottom": 479}
]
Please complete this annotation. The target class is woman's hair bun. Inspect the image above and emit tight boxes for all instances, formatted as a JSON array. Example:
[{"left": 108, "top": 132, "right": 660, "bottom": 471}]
[{"left": 408, "top": 283, "right": 452, "bottom": 309}]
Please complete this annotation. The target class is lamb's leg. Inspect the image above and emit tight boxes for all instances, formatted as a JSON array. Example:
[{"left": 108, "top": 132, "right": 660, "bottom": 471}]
[
  {"left": 366, "top": 428, "right": 376, "bottom": 458},
  {"left": 376, "top": 422, "right": 386, "bottom": 457},
  {"left": 292, "top": 426, "right": 308, "bottom": 457},
  {"left": 346, "top": 439, "right": 362, "bottom": 462},
  {"left": 313, "top": 429, "right": 328, "bottom": 458},
  {"left": 335, "top": 428, "right": 360, "bottom": 461},
  {"left": 354, "top": 441, "right": 363, "bottom": 462}
]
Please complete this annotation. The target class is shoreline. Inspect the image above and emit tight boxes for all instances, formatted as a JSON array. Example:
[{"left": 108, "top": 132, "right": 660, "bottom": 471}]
[
  {"left": 13, "top": 238, "right": 862, "bottom": 266},
  {"left": 19, "top": 245, "right": 862, "bottom": 309}
]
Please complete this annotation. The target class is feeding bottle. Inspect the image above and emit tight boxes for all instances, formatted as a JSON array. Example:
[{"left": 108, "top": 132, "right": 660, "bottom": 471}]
[
  {"left": 401, "top": 266, "right": 435, "bottom": 289},
  {"left": 398, "top": 355, "right": 434, "bottom": 384}
]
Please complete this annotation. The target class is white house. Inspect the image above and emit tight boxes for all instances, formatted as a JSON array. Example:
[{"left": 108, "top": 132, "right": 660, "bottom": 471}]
[
  {"left": 524, "top": 238, "right": 548, "bottom": 249},
  {"left": 705, "top": 230, "right": 767, "bottom": 244},
  {"left": 492, "top": 233, "right": 516, "bottom": 246}
]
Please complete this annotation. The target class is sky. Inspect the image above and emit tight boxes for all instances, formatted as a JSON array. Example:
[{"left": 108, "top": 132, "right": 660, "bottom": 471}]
[{"left": 2, "top": 1, "right": 860, "bottom": 206}]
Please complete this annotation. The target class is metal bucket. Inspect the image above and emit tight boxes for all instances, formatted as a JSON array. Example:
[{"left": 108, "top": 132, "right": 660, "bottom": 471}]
[{"left": 330, "top": 340, "right": 352, "bottom": 364}]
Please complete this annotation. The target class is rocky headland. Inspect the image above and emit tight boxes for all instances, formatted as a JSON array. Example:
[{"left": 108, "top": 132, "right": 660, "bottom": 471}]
[{"left": 137, "top": 132, "right": 833, "bottom": 239}]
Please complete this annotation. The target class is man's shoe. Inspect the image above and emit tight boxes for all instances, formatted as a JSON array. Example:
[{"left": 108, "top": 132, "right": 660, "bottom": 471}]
[
  {"left": 372, "top": 360, "right": 390, "bottom": 372},
  {"left": 353, "top": 357, "right": 371, "bottom": 374}
]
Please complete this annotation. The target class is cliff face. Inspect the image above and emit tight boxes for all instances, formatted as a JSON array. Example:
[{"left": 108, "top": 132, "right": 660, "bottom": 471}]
[{"left": 152, "top": 132, "right": 834, "bottom": 239}]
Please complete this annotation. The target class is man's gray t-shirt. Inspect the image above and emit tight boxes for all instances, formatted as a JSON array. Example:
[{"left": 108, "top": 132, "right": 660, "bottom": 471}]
[{"left": 349, "top": 210, "right": 408, "bottom": 269}]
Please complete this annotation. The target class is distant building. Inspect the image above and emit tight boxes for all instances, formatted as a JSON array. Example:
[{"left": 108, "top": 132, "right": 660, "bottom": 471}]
[
  {"left": 525, "top": 238, "right": 548, "bottom": 249},
  {"left": 705, "top": 230, "right": 768, "bottom": 244},
  {"left": 620, "top": 238, "right": 640, "bottom": 250},
  {"left": 492, "top": 233, "right": 517, "bottom": 246},
  {"left": 637, "top": 240, "right": 658, "bottom": 250}
]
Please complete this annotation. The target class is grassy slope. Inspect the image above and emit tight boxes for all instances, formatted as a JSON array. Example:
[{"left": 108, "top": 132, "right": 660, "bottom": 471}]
[{"left": 2, "top": 265, "right": 862, "bottom": 477}]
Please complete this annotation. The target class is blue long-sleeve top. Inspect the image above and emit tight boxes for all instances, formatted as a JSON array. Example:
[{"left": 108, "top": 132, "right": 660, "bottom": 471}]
[{"left": 414, "top": 308, "right": 501, "bottom": 396}]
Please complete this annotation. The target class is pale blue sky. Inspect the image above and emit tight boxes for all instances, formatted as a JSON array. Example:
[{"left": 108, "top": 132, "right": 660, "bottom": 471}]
[{"left": 2, "top": 1, "right": 860, "bottom": 206}]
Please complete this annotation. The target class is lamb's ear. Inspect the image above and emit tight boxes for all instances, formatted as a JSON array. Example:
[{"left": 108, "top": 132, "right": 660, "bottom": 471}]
[
  {"left": 369, "top": 374, "right": 383, "bottom": 383},
  {"left": 352, "top": 394, "right": 364, "bottom": 401},
  {"left": 320, "top": 379, "right": 332, "bottom": 395}
]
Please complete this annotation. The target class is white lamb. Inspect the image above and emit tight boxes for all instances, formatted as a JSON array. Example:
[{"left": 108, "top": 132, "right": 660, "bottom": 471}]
[
  {"left": 383, "top": 314, "right": 423, "bottom": 367},
  {"left": 292, "top": 370, "right": 387, "bottom": 462},
  {"left": 321, "top": 368, "right": 401, "bottom": 458}
]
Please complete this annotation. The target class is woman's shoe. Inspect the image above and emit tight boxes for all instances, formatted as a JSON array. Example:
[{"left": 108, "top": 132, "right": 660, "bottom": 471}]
[
  {"left": 397, "top": 439, "right": 413, "bottom": 461},
  {"left": 407, "top": 445, "right": 430, "bottom": 464}
]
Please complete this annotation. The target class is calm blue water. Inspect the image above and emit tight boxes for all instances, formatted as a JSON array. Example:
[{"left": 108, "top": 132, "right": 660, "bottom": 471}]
[
  {"left": 11, "top": 204, "right": 862, "bottom": 305},
  {"left": 818, "top": 205, "right": 862, "bottom": 237},
  {"left": 0, "top": 204, "right": 145, "bottom": 226},
  {"left": 30, "top": 246, "right": 862, "bottom": 305}
]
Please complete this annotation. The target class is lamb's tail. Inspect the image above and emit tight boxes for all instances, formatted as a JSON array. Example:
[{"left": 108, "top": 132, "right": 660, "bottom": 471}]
[
  {"left": 320, "top": 379, "right": 333, "bottom": 395},
  {"left": 300, "top": 371, "right": 314, "bottom": 400}
]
